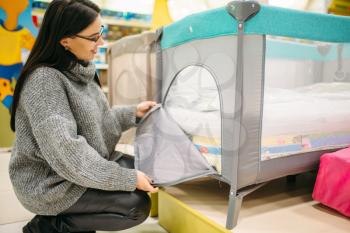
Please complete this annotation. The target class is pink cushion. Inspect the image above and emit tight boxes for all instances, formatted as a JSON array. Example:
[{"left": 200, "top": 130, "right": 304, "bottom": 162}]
[{"left": 312, "top": 147, "right": 350, "bottom": 217}]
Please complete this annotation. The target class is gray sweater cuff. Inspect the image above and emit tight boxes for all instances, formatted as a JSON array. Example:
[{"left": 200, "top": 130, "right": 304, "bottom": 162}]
[
  {"left": 111, "top": 105, "right": 137, "bottom": 132},
  {"left": 120, "top": 167, "right": 138, "bottom": 191}
]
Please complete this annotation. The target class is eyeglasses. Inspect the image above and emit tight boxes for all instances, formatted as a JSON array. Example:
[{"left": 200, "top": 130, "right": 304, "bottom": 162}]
[{"left": 74, "top": 25, "right": 104, "bottom": 42}]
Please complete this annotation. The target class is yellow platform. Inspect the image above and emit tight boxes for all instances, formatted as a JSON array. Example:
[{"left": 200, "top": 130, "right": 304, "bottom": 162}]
[
  {"left": 150, "top": 192, "right": 158, "bottom": 217},
  {"left": 158, "top": 178, "right": 231, "bottom": 233},
  {"left": 157, "top": 175, "right": 350, "bottom": 233},
  {"left": 158, "top": 189, "right": 230, "bottom": 233},
  {"left": 0, "top": 103, "right": 15, "bottom": 148}
]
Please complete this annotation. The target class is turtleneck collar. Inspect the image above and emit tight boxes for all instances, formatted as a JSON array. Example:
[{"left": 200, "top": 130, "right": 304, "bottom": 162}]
[{"left": 64, "top": 61, "right": 96, "bottom": 84}]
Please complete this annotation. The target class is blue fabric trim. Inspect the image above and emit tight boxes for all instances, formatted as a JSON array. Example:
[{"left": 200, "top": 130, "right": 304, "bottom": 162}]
[
  {"left": 310, "top": 135, "right": 350, "bottom": 148},
  {"left": 261, "top": 134, "right": 350, "bottom": 155},
  {"left": 194, "top": 144, "right": 221, "bottom": 155},
  {"left": 161, "top": 5, "right": 350, "bottom": 49},
  {"left": 262, "top": 144, "right": 302, "bottom": 154}
]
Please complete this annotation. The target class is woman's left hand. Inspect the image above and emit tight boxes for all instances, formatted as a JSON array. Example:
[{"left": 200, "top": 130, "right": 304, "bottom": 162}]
[{"left": 136, "top": 101, "right": 157, "bottom": 118}]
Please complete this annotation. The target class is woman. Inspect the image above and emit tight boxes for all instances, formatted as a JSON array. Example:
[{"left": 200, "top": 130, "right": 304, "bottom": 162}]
[{"left": 9, "top": 0, "right": 158, "bottom": 232}]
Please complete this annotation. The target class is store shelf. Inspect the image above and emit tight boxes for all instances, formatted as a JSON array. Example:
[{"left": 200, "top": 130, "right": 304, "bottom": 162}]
[
  {"left": 102, "top": 86, "right": 109, "bottom": 94},
  {"left": 95, "top": 63, "right": 108, "bottom": 70},
  {"left": 98, "top": 44, "right": 109, "bottom": 49},
  {"left": 102, "top": 17, "right": 150, "bottom": 29},
  {"left": 32, "top": 10, "right": 151, "bottom": 29},
  {"left": 32, "top": 9, "right": 45, "bottom": 18}
]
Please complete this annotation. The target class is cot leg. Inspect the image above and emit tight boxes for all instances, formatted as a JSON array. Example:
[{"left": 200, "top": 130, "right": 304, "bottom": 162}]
[
  {"left": 226, "top": 191, "right": 243, "bottom": 230},
  {"left": 225, "top": 183, "right": 267, "bottom": 229}
]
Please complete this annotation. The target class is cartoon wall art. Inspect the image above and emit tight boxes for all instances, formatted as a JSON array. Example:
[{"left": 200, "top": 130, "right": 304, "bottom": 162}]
[{"left": 0, "top": 0, "right": 37, "bottom": 148}]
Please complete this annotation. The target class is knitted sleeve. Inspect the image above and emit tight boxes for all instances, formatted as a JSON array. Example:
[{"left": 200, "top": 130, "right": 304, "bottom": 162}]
[
  {"left": 110, "top": 105, "right": 138, "bottom": 132},
  {"left": 20, "top": 68, "right": 137, "bottom": 191}
]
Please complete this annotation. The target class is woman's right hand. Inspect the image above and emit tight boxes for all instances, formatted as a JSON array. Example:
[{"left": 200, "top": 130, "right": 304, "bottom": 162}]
[{"left": 136, "top": 170, "right": 159, "bottom": 193}]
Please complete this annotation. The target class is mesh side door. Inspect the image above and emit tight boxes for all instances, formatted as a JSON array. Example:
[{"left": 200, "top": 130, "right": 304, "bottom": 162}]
[{"left": 135, "top": 105, "right": 216, "bottom": 186}]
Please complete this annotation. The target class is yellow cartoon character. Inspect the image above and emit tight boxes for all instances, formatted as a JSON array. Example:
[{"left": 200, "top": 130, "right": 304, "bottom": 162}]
[{"left": 0, "top": 0, "right": 35, "bottom": 109}]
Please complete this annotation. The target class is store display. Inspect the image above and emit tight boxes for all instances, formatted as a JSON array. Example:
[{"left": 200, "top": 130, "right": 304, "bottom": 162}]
[
  {"left": 328, "top": 0, "right": 350, "bottom": 16},
  {"left": 0, "top": 0, "right": 37, "bottom": 147}
]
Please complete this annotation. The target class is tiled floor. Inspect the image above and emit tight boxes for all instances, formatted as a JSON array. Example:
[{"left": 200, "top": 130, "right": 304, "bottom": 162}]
[
  {"left": 0, "top": 151, "right": 34, "bottom": 225},
  {"left": 1, "top": 151, "right": 350, "bottom": 233},
  {"left": 0, "top": 217, "right": 167, "bottom": 233},
  {"left": 164, "top": 174, "right": 350, "bottom": 233}
]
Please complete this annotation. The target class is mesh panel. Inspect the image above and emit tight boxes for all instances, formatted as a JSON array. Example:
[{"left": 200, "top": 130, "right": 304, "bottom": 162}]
[
  {"left": 135, "top": 105, "right": 215, "bottom": 186},
  {"left": 108, "top": 32, "right": 157, "bottom": 145},
  {"left": 163, "top": 66, "right": 222, "bottom": 173},
  {"left": 262, "top": 37, "right": 350, "bottom": 161}
]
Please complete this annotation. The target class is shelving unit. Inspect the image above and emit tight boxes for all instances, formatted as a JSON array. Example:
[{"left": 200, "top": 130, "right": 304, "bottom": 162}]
[
  {"left": 101, "top": 17, "right": 151, "bottom": 29},
  {"left": 31, "top": 10, "right": 151, "bottom": 29},
  {"left": 95, "top": 63, "right": 109, "bottom": 70},
  {"left": 328, "top": 0, "right": 350, "bottom": 15}
]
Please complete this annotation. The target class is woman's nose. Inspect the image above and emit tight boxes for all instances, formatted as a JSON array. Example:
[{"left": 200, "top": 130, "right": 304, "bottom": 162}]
[{"left": 97, "top": 36, "right": 104, "bottom": 46}]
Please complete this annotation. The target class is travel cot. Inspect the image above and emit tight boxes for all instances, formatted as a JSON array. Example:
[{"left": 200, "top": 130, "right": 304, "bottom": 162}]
[{"left": 109, "top": 1, "right": 350, "bottom": 229}]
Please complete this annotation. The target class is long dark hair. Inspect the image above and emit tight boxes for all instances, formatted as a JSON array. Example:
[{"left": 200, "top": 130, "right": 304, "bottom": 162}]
[{"left": 10, "top": 0, "right": 100, "bottom": 131}]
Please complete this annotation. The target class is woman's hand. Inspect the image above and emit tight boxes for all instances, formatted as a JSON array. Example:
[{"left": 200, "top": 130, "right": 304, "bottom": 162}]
[
  {"left": 136, "top": 170, "right": 159, "bottom": 193},
  {"left": 136, "top": 101, "right": 157, "bottom": 118}
]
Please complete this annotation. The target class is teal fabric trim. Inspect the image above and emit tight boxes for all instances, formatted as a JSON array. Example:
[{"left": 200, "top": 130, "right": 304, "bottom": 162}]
[
  {"left": 161, "top": 5, "right": 350, "bottom": 49},
  {"left": 266, "top": 40, "right": 350, "bottom": 61}
]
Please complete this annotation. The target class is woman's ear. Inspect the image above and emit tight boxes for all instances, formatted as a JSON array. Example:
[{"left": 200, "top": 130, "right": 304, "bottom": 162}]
[{"left": 60, "top": 38, "right": 70, "bottom": 50}]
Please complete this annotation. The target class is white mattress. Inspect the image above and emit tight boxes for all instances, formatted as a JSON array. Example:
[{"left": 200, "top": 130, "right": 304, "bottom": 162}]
[
  {"left": 166, "top": 107, "right": 221, "bottom": 138},
  {"left": 262, "top": 82, "right": 350, "bottom": 137},
  {"left": 165, "top": 82, "right": 350, "bottom": 172},
  {"left": 166, "top": 82, "right": 350, "bottom": 139}
]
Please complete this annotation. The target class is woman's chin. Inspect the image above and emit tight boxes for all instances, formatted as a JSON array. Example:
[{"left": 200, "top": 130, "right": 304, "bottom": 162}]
[{"left": 83, "top": 56, "right": 94, "bottom": 62}]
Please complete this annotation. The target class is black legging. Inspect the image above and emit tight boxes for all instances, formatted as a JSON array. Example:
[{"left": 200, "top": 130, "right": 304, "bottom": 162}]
[{"left": 23, "top": 154, "right": 151, "bottom": 233}]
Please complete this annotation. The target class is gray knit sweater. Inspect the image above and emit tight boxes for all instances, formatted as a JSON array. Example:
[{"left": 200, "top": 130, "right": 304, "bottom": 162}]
[{"left": 9, "top": 62, "right": 138, "bottom": 215}]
